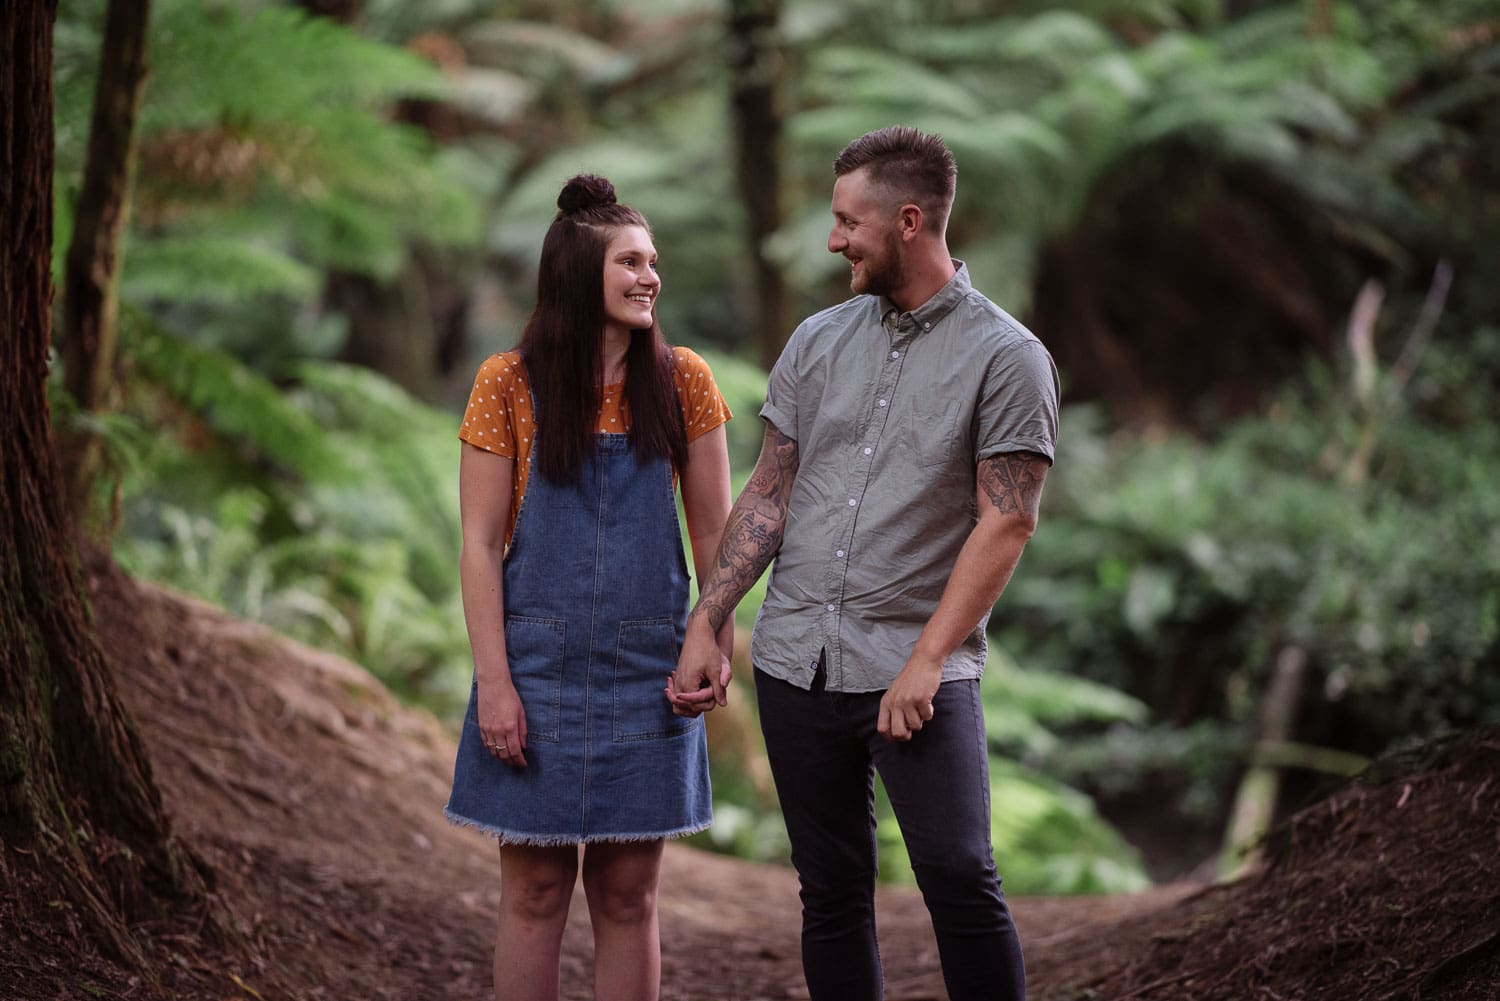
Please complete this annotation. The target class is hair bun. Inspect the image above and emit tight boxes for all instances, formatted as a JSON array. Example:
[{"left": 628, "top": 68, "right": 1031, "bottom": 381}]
[{"left": 557, "top": 174, "right": 617, "bottom": 215}]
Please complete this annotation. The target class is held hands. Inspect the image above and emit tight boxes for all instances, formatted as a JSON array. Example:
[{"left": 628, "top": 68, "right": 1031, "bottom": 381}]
[
  {"left": 878, "top": 653, "right": 943, "bottom": 742},
  {"left": 478, "top": 676, "right": 528, "bottom": 768},
  {"left": 665, "top": 615, "right": 732, "bottom": 717}
]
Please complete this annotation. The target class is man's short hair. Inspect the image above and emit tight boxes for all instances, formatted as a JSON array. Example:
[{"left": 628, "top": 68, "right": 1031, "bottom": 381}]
[{"left": 833, "top": 125, "right": 957, "bottom": 232}]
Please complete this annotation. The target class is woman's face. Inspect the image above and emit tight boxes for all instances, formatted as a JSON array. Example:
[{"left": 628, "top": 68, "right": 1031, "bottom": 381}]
[{"left": 601, "top": 225, "right": 660, "bottom": 339}]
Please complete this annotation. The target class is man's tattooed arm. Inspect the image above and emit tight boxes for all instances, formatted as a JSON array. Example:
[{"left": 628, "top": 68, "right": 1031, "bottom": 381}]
[
  {"left": 694, "top": 425, "right": 799, "bottom": 631},
  {"left": 976, "top": 450, "right": 1049, "bottom": 522}
]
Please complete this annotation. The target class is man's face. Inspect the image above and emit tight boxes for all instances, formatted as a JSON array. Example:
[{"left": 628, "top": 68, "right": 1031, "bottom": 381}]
[{"left": 827, "top": 168, "right": 905, "bottom": 298}]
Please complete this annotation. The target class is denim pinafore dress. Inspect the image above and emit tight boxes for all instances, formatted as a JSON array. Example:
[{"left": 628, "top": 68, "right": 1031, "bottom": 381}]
[{"left": 445, "top": 432, "right": 712, "bottom": 844}]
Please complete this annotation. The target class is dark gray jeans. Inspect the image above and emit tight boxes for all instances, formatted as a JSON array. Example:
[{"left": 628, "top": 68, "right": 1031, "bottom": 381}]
[{"left": 755, "top": 664, "right": 1026, "bottom": 1001}]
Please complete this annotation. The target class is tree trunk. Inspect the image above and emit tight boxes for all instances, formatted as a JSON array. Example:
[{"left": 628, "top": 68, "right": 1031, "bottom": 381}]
[
  {"left": 728, "top": 0, "right": 790, "bottom": 372},
  {"left": 329, "top": 262, "right": 446, "bottom": 402},
  {"left": 2, "top": 0, "right": 206, "bottom": 971},
  {"left": 59, "top": 0, "right": 153, "bottom": 530}
]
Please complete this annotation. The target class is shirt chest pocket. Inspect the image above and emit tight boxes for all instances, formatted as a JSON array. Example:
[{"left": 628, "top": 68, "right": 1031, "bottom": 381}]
[{"left": 900, "top": 402, "right": 965, "bottom": 469}]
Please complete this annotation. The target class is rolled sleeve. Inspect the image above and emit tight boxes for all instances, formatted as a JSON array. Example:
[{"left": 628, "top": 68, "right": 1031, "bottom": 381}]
[
  {"left": 759, "top": 325, "right": 803, "bottom": 441},
  {"left": 976, "top": 339, "right": 1060, "bottom": 465}
]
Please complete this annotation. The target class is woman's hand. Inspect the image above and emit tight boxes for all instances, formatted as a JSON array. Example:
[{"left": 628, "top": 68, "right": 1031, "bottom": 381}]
[
  {"left": 666, "top": 614, "right": 732, "bottom": 716},
  {"left": 478, "top": 677, "right": 528, "bottom": 767}
]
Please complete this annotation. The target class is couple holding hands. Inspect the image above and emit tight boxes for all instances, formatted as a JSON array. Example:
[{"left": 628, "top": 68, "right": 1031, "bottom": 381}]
[{"left": 446, "top": 125, "right": 1059, "bottom": 1001}]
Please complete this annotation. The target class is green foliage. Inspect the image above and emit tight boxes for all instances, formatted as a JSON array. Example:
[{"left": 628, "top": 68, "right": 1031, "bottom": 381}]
[
  {"left": 54, "top": 0, "right": 1498, "bottom": 893},
  {"left": 981, "top": 645, "right": 1149, "bottom": 758},
  {"left": 54, "top": 0, "right": 484, "bottom": 312},
  {"left": 125, "top": 310, "right": 350, "bottom": 482},
  {"left": 122, "top": 235, "right": 321, "bottom": 304},
  {"left": 873, "top": 759, "right": 1151, "bottom": 896},
  {"left": 1002, "top": 369, "right": 1500, "bottom": 759},
  {"left": 114, "top": 328, "right": 471, "bottom": 710}
]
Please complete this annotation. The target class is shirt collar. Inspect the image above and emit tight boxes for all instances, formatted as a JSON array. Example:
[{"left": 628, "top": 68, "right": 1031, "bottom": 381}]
[{"left": 880, "top": 259, "right": 971, "bottom": 333}]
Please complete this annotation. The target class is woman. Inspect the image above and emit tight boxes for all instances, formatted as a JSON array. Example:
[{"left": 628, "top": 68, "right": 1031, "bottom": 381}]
[{"left": 446, "top": 175, "right": 733, "bottom": 1001}]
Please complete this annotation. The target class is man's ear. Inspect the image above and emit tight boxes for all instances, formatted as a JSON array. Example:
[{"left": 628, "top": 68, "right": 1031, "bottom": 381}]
[{"left": 897, "top": 202, "right": 924, "bottom": 242}]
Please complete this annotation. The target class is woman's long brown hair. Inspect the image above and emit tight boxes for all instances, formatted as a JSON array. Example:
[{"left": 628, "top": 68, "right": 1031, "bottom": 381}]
[{"left": 517, "top": 175, "right": 687, "bottom": 484}]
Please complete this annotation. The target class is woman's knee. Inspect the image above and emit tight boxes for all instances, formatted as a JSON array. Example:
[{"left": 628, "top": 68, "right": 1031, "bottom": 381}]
[
  {"left": 501, "top": 846, "right": 578, "bottom": 922},
  {"left": 581, "top": 844, "right": 662, "bottom": 926}
]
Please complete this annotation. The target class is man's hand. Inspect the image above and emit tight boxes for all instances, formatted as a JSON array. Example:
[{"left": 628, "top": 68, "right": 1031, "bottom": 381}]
[
  {"left": 667, "top": 614, "right": 731, "bottom": 715},
  {"left": 878, "top": 652, "right": 943, "bottom": 742}
]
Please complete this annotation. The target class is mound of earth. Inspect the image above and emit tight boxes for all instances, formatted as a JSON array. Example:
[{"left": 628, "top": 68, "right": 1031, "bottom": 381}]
[
  {"left": 1029, "top": 725, "right": 1500, "bottom": 1000},
  {"left": 2, "top": 559, "right": 1495, "bottom": 1000}
]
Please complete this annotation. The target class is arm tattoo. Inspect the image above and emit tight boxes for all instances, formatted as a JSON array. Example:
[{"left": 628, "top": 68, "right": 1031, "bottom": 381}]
[
  {"left": 696, "top": 427, "right": 798, "bottom": 631},
  {"left": 977, "top": 451, "right": 1047, "bottom": 519}
]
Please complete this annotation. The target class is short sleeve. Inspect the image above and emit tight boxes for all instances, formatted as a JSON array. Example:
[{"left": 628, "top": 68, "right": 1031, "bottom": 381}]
[
  {"left": 672, "top": 347, "right": 733, "bottom": 443},
  {"left": 975, "top": 339, "right": 1060, "bottom": 465},
  {"left": 759, "top": 323, "right": 803, "bottom": 442},
  {"left": 458, "top": 352, "right": 524, "bottom": 457}
]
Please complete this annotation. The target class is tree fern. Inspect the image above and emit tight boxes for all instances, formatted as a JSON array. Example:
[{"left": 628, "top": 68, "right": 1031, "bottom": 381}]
[
  {"left": 122, "top": 234, "right": 320, "bottom": 303},
  {"left": 125, "top": 309, "right": 350, "bottom": 481}
]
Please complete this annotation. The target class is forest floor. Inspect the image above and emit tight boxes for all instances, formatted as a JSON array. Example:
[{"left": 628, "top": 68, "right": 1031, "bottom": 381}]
[{"left": 3, "top": 561, "right": 1498, "bottom": 1001}]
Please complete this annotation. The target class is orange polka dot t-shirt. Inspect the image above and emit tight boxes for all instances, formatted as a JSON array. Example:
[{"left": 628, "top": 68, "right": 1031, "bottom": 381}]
[{"left": 458, "top": 346, "right": 732, "bottom": 548}]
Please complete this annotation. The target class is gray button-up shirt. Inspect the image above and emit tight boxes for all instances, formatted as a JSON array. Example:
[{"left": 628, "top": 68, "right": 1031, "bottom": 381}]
[{"left": 751, "top": 262, "right": 1060, "bottom": 692}]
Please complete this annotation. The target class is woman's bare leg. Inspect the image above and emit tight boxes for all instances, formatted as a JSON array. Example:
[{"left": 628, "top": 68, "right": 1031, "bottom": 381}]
[
  {"left": 495, "top": 843, "right": 579, "bottom": 1001},
  {"left": 580, "top": 840, "right": 666, "bottom": 1001}
]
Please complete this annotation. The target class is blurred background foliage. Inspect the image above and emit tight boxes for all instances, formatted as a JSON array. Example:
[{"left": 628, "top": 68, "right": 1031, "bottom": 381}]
[{"left": 46, "top": 0, "right": 1500, "bottom": 893}]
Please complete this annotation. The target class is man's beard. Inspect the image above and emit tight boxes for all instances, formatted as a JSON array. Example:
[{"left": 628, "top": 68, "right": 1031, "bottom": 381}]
[{"left": 850, "top": 229, "right": 905, "bottom": 298}]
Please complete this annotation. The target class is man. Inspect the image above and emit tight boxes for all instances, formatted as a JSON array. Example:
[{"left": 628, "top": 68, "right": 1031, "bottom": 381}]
[{"left": 670, "top": 125, "right": 1058, "bottom": 1001}]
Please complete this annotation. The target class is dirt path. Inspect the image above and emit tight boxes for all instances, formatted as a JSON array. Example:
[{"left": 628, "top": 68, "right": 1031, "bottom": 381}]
[
  {"left": 13, "top": 562, "right": 1489, "bottom": 1001},
  {"left": 81, "top": 563, "right": 1191, "bottom": 1001}
]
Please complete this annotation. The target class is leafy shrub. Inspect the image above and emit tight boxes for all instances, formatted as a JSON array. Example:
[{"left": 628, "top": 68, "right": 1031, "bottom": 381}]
[{"left": 1002, "top": 387, "right": 1500, "bottom": 761}]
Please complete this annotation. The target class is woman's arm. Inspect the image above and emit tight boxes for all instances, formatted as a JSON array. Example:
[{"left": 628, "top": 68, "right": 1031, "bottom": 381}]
[
  {"left": 678, "top": 424, "right": 734, "bottom": 679},
  {"left": 458, "top": 445, "right": 528, "bottom": 767}
]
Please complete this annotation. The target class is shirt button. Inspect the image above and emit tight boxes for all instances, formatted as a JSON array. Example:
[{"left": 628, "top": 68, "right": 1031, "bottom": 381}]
[
  {"left": 847, "top": 498, "right": 857, "bottom": 507},
  {"left": 877, "top": 399, "right": 887, "bottom": 408},
  {"left": 836, "top": 550, "right": 845, "bottom": 558},
  {"left": 923, "top": 321, "right": 931, "bottom": 329},
  {"left": 826, "top": 603, "right": 836, "bottom": 612},
  {"left": 890, "top": 351, "right": 899, "bottom": 360},
  {"left": 863, "top": 447, "right": 872, "bottom": 455}
]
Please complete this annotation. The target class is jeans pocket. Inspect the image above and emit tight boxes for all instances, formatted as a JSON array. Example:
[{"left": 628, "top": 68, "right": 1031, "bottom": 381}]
[
  {"left": 504, "top": 615, "right": 566, "bottom": 742},
  {"left": 613, "top": 617, "right": 693, "bottom": 742}
]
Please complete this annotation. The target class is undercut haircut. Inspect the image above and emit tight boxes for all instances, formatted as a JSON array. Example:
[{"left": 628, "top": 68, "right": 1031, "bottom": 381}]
[{"left": 833, "top": 125, "right": 957, "bottom": 233}]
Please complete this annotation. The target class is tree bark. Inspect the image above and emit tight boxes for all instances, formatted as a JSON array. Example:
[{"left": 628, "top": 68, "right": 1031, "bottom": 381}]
[
  {"left": 728, "top": 0, "right": 790, "bottom": 371},
  {"left": 59, "top": 0, "right": 153, "bottom": 529},
  {"left": 329, "top": 262, "right": 447, "bottom": 402},
  {"left": 2, "top": 0, "right": 205, "bottom": 970}
]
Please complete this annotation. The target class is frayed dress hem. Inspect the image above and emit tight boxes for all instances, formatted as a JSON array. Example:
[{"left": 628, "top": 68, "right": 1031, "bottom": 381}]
[{"left": 443, "top": 807, "right": 711, "bottom": 846}]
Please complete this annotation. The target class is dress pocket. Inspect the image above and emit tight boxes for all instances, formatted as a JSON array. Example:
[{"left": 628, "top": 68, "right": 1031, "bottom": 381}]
[
  {"left": 613, "top": 617, "right": 694, "bottom": 742},
  {"left": 503, "top": 615, "right": 566, "bottom": 742}
]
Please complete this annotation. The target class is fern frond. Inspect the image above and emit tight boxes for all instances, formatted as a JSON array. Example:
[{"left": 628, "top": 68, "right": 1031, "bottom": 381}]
[
  {"left": 142, "top": 1, "right": 447, "bottom": 135},
  {"left": 805, "top": 46, "right": 987, "bottom": 119},
  {"left": 123, "top": 235, "right": 320, "bottom": 304},
  {"left": 125, "top": 310, "right": 352, "bottom": 482},
  {"left": 461, "top": 20, "right": 625, "bottom": 80}
]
